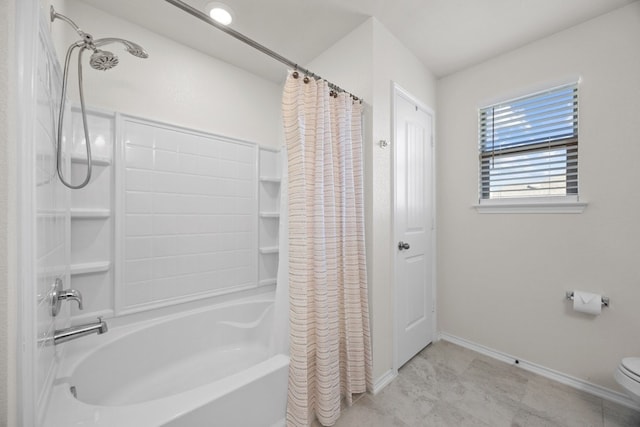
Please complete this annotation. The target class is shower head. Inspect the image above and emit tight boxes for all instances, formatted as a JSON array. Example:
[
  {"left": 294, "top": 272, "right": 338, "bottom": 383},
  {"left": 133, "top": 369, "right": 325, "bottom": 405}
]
[
  {"left": 89, "top": 50, "right": 119, "bottom": 71},
  {"left": 125, "top": 42, "right": 149, "bottom": 59},
  {"left": 87, "top": 38, "right": 148, "bottom": 71},
  {"left": 50, "top": 7, "right": 149, "bottom": 61},
  {"left": 52, "top": 8, "right": 148, "bottom": 189},
  {"left": 94, "top": 38, "right": 149, "bottom": 59}
]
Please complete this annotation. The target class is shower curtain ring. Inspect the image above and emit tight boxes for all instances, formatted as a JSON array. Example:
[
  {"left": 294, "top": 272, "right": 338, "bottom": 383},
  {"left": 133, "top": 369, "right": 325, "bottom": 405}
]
[{"left": 303, "top": 75, "right": 310, "bottom": 84}]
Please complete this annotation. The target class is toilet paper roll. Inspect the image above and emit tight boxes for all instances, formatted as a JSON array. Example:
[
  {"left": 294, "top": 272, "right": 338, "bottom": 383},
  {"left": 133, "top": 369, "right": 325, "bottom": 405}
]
[{"left": 573, "top": 290, "right": 602, "bottom": 315}]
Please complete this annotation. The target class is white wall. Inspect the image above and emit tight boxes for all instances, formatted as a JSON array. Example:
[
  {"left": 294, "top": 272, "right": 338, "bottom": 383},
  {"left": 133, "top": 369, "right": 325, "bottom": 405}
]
[
  {"left": 437, "top": 2, "right": 640, "bottom": 391},
  {"left": 370, "top": 20, "right": 436, "bottom": 381},
  {"left": 306, "top": 19, "right": 375, "bottom": 105},
  {"left": 307, "top": 17, "right": 437, "bottom": 383},
  {"left": 51, "top": 0, "right": 283, "bottom": 149}
]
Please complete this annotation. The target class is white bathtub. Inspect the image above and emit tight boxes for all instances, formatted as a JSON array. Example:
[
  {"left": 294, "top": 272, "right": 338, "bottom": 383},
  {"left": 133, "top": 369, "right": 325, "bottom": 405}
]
[{"left": 45, "top": 293, "right": 289, "bottom": 427}]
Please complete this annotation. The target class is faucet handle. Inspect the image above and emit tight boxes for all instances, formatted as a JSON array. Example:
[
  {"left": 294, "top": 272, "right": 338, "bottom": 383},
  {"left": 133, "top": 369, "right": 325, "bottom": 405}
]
[
  {"left": 50, "top": 278, "right": 83, "bottom": 316},
  {"left": 59, "top": 289, "right": 84, "bottom": 310}
]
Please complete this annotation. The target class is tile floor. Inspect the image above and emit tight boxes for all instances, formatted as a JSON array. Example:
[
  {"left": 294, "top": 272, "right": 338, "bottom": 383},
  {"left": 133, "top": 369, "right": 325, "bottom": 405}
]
[{"left": 319, "top": 340, "right": 640, "bottom": 427}]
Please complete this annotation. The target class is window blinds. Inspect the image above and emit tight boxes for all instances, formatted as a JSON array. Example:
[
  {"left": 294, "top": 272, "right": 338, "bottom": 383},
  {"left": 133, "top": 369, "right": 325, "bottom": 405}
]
[{"left": 479, "top": 84, "right": 578, "bottom": 200}]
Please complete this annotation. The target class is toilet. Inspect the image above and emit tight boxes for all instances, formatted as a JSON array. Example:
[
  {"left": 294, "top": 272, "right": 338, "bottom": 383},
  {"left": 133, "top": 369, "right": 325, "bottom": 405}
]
[{"left": 615, "top": 357, "right": 640, "bottom": 404}]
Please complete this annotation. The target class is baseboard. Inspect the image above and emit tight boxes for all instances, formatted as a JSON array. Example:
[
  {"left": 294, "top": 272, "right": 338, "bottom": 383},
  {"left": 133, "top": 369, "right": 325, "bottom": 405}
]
[
  {"left": 438, "top": 332, "right": 640, "bottom": 412},
  {"left": 371, "top": 369, "right": 397, "bottom": 395}
]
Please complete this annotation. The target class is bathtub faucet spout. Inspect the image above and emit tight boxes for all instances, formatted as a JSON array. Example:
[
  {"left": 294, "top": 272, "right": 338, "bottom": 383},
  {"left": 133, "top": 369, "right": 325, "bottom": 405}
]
[{"left": 53, "top": 317, "right": 108, "bottom": 345}]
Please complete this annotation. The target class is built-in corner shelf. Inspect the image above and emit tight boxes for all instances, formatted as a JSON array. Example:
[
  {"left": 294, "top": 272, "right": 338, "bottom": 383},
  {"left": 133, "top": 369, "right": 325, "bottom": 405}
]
[
  {"left": 70, "top": 208, "right": 111, "bottom": 219},
  {"left": 259, "top": 246, "right": 279, "bottom": 254},
  {"left": 259, "top": 279, "right": 277, "bottom": 287},
  {"left": 259, "top": 176, "right": 281, "bottom": 183},
  {"left": 259, "top": 212, "right": 280, "bottom": 219},
  {"left": 68, "top": 108, "right": 115, "bottom": 320},
  {"left": 258, "top": 148, "right": 281, "bottom": 288},
  {"left": 70, "top": 261, "right": 111, "bottom": 276},
  {"left": 71, "top": 156, "right": 111, "bottom": 166}
]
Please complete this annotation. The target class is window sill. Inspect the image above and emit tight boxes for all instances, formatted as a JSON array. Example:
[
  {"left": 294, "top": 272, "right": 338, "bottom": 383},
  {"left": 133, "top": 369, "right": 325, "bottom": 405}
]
[{"left": 474, "top": 198, "right": 588, "bottom": 214}]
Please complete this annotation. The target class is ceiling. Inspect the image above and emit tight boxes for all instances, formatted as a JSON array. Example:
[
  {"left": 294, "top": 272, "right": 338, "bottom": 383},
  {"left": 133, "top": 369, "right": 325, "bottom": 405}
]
[{"left": 79, "top": 0, "right": 636, "bottom": 81}]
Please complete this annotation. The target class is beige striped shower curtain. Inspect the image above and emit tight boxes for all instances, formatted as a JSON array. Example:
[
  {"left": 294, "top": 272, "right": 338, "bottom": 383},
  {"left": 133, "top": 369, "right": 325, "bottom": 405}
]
[{"left": 282, "top": 71, "right": 372, "bottom": 427}]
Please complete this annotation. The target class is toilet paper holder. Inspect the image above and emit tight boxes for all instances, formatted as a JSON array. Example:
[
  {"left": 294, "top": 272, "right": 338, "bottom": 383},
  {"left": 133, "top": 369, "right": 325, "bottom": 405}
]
[{"left": 565, "top": 291, "right": 609, "bottom": 307}]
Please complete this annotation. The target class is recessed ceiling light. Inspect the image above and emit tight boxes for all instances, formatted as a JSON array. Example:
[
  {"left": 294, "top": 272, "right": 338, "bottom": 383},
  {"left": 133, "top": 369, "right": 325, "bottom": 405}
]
[{"left": 206, "top": 2, "right": 234, "bottom": 26}]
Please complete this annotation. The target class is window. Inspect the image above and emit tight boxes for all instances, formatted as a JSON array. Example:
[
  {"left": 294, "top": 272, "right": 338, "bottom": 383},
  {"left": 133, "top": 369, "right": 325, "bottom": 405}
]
[{"left": 479, "top": 84, "right": 578, "bottom": 202}]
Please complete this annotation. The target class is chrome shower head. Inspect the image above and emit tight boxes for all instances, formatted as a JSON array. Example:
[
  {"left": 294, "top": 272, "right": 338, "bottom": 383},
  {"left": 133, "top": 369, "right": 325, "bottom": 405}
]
[
  {"left": 51, "top": 7, "right": 148, "bottom": 190},
  {"left": 125, "top": 42, "right": 149, "bottom": 59},
  {"left": 94, "top": 38, "right": 149, "bottom": 59},
  {"left": 89, "top": 50, "right": 119, "bottom": 70},
  {"left": 50, "top": 7, "right": 149, "bottom": 62}
]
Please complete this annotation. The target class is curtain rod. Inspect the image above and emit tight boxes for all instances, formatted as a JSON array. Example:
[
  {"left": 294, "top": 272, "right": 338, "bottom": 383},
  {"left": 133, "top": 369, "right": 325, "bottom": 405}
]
[{"left": 164, "top": 0, "right": 362, "bottom": 102}]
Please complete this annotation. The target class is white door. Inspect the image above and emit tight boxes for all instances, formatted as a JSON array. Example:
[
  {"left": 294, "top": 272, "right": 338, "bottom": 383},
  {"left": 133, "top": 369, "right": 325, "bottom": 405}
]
[{"left": 394, "top": 86, "right": 434, "bottom": 369}]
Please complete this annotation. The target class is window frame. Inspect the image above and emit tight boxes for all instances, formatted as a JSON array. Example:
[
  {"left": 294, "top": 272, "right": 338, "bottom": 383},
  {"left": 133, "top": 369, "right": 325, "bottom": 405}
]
[{"left": 475, "top": 82, "right": 587, "bottom": 214}]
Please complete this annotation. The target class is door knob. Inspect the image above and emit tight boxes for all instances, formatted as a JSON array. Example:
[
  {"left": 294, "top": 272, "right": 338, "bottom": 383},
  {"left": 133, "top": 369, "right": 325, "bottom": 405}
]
[{"left": 398, "top": 241, "right": 410, "bottom": 250}]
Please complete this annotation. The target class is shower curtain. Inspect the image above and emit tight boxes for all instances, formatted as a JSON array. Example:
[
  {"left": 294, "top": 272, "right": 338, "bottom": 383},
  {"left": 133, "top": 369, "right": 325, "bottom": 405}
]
[{"left": 282, "top": 71, "right": 372, "bottom": 427}]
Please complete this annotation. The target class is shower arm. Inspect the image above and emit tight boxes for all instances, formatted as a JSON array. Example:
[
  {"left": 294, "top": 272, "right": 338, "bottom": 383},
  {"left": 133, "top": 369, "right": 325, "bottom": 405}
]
[{"left": 50, "top": 6, "right": 87, "bottom": 38}]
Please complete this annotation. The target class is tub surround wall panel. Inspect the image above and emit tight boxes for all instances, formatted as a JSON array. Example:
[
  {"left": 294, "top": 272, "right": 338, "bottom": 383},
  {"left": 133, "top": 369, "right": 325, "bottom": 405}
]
[
  {"left": 35, "top": 25, "right": 69, "bottom": 409},
  {"left": 119, "top": 117, "right": 259, "bottom": 313},
  {"left": 32, "top": 10, "right": 72, "bottom": 425},
  {"left": 43, "top": 0, "right": 288, "bottom": 321},
  {"left": 63, "top": 108, "right": 281, "bottom": 323},
  {"left": 1, "top": 0, "right": 15, "bottom": 424},
  {"left": 437, "top": 2, "right": 640, "bottom": 392},
  {"left": 48, "top": 0, "right": 282, "bottom": 150}
]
